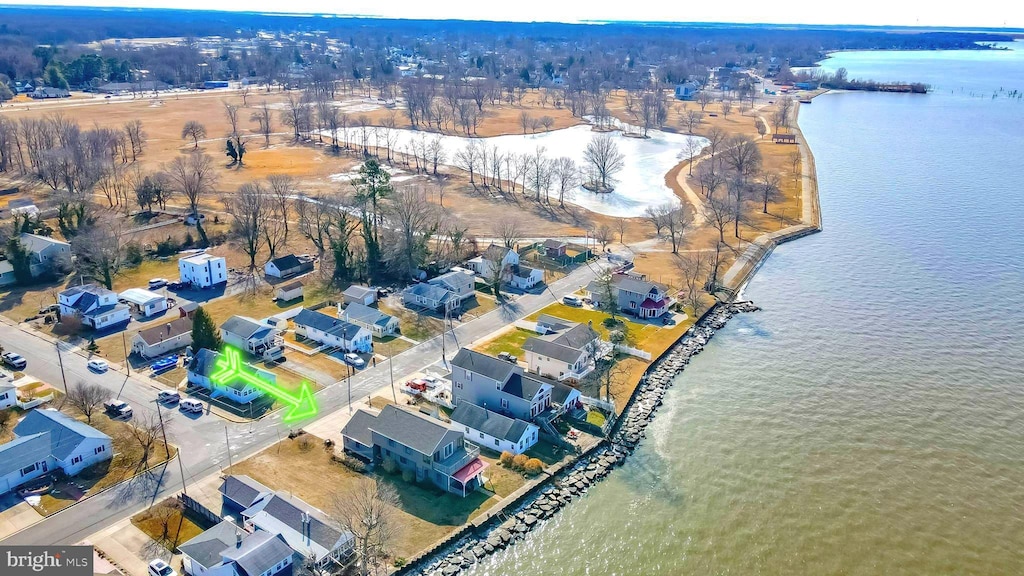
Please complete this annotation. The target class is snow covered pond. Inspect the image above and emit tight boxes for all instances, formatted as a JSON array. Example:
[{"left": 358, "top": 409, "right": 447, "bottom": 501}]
[{"left": 330, "top": 120, "right": 707, "bottom": 218}]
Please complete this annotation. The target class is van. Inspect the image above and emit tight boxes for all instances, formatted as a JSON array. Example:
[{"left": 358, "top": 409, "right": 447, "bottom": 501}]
[
  {"left": 180, "top": 399, "right": 204, "bottom": 414},
  {"left": 562, "top": 295, "right": 583, "bottom": 307}
]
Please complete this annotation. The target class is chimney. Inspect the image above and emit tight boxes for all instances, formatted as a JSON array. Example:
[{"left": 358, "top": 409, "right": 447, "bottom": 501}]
[{"left": 235, "top": 530, "right": 243, "bottom": 547}]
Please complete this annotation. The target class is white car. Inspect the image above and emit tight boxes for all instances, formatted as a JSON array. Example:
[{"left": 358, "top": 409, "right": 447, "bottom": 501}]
[
  {"left": 148, "top": 559, "right": 177, "bottom": 576},
  {"left": 157, "top": 390, "right": 181, "bottom": 404},
  {"left": 148, "top": 278, "right": 169, "bottom": 290},
  {"left": 343, "top": 353, "right": 365, "bottom": 368},
  {"left": 180, "top": 398, "right": 204, "bottom": 414},
  {"left": 87, "top": 358, "right": 109, "bottom": 372}
]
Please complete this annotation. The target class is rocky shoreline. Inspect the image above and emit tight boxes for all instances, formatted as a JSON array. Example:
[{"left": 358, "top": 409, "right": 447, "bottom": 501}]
[{"left": 411, "top": 301, "right": 760, "bottom": 576}]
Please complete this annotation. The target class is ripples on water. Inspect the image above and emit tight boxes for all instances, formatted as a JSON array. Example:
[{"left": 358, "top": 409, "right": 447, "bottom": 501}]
[{"left": 467, "top": 45, "right": 1024, "bottom": 576}]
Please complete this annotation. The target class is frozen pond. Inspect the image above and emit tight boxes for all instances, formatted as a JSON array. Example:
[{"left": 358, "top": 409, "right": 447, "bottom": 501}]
[{"left": 332, "top": 120, "right": 706, "bottom": 218}]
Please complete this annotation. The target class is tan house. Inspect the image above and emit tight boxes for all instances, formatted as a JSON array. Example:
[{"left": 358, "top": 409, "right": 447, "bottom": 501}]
[{"left": 132, "top": 317, "right": 193, "bottom": 358}]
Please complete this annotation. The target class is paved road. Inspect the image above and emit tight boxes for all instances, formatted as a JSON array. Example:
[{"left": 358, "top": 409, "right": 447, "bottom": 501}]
[{"left": 0, "top": 258, "right": 607, "bottom": 546}]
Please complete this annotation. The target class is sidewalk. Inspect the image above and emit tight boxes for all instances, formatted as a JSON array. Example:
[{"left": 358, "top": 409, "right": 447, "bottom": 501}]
[{"left": 86, "top": 520, "right": 171, "bottom": 576}]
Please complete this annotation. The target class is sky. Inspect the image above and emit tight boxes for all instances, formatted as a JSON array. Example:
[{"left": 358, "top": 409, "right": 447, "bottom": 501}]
[{"left": 4, "top": 0, "right": 1024, "bottom": 29}]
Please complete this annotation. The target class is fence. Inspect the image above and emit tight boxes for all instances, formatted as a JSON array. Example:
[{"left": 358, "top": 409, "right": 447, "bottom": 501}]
[
  {"left": 178, "top": 492, "right": 221, "bottom": 526},
  {"left": 16, "top": 393, "right": 54, "bottom": 410},
  {"left": 614, "top": 343, "right": 652, "bottom": 360}
]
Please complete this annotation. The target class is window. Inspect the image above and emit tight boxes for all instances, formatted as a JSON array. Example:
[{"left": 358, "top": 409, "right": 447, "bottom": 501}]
[
  {"left": 388, "top": 439, "right": 396, "bottom": 448},
  {"left": 630, "top": 301, "right": 637, "bottom": 309},
  {"left": 399, "top": 456, "right": 407, "bottom": 464},
  {"left": 404, "top": 446, "right": 411, "bottom": 455},
  {"left": 20, "top": 463, "right": 36, "bottom": 476},
  {"left": 501, "top": 398, "right": 509, "bottom": 409},
  {"left": 71, "top": 456, "right": 82, "bottom": 465},
  {"left": 494, "top": 439, "right": 500, "bottom": 447},
  {"left": 94, "top": 445, "right": 106, "bottom": 454},
  {"left": 478, "top": 432, "right": 484, "bottom": 439}
]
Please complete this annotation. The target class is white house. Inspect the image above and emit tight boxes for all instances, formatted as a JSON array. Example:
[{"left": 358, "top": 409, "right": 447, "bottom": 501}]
[
  {"left": 0, "top": 409, "right": 112, "bottom": 494},
  {"left": 132, "top": 317, "right": 192, "bottom": 359},
  {"left": 450, "top": 402, "right": 539, "bottom": 454},
  {"left": 429, "top": 269, "right": 476, "bottom": 302},
  {"left": 468, "top": 244, "right": 520, "bottom": 280},
  {"left": 522, "top": 317, "right": 608, "bottom": 382},
  {"left": 179, "top": 519, "right": 294, "bottom": 576},
  {"left": 187, "top": 348, "right": 267, "bottom": 404},
  {"left": 342, "top": 284, "right": 377, "bottom": 306},
  {"left": 58, "top": 284, "right": 131, "bottom": 330},
  {"left": 274, "top": 280, "right": 303, "bottom": 302},
  {"left": 340, "top": 302, "right": 399, "bottom": 337},
  {"left": 118, "top": 288, "right": 168, "bottom": 317},
  {"left": 240, "top": 489, "right": 355, "bottom": 569},
  {"left": 179, "top": 253, "right": 228, "bottom": 289},
  {"left": 19, "top": 233, "right": 72, "bottom": 277},
  {"left": 220, "top": 316, "right": 284, "bottom": 361},
  {"left": 0, "top": 261, "right": 15, "bottom": 287},
  {"left": 0, "top": 383, "right": 16, "bottom": 410},
  {"left": 509, "top": 264, "right": 544, "bottom": 290},
  {"left": 263, "top": 254, "right": 313, "bottom": 279},
  {"left": 293, "top": 309, "right": 372, "bottom": 353}
]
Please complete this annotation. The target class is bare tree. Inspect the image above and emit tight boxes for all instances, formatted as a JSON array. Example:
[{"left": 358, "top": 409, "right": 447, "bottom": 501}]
[
  {"left": 266, "top": 174, "right": 293, "bottom": 240},
  {"left": 223, "top": 102, "right": 246, "bottom": 167},
  {"left": 540, "top": 115, "right": 554, "bottom": 131},
  {"left": 684, "top": 136, "right": 704, "bottom": 176},
  {"left": 683, "top": 109, "right": 704, "bottom": 134},
  {"left": 164, "top": 152, "right": 218, "bottom": 245},
  {"left": 223, "top": 181, "right": 269, "bottom": 276},
  {"left": 454, "top": 141, "right": 480, "bottom": 187},
  {"left": 239, "top": 86, "right": 251, "bottom": 106},
  {"left": 643, "top": 204, "right": 671, "bottom": 235},
  {"left": 696, "top": 90, "right": 713, "bottom": 112},
  {"left": 702, "top": 192, "right": 735, "bottom": 244},
  {"left": 332, "top": 480, "right": 401, "bottom": 576},
  {"left": 250, "top": 101, "right": 273, "bottom": 147},
  {"left": 181, "top": 121, "right": 206, "bottom": 149},
  {"left": 696, "top": 159, "right": 728, "bottom": 198},
  {"left": 594, "top": 223, "right": 613, "bottom": 251},
  {"left": 706, "top": 127, "right": 727, "bottom": 162},
  {"left": 552, "top": 157, "right": 580, "bottom": 208},
  {"left": 583, "top": 134, "right": 624, "bottom": 192},
  {"left": 123, "top": 120, "right": 146, "bottom": 162},
  {"left": 755, "top": 118, "right": 767, "bottom": 140},
  {"left": 676, "top": 250, "right": 710, "bottom": 315},
  {"left": 756, "top": 171, "right": 782, "bottom": 214},
  {"left": 518, "top": 111, "right": 531, "bottom": 134},
  {"left": 720, "top": 99, "right": 733, "bottom": 118},
  {"left": 66, "top": 381, "right": 107, "bottom": 424},
  {"left": 663, "top": 205, "right": 691, "bottom": 254},
  {"left": 124, "top": 411, "right": 162, "bottom": 465},
  {"left": 493, "top": 217, "right": 522, "bottom": 249},
  {"left": 384, "top": 186, "right": 440, "bottom": 277},
  {"left": 616, "top": 217, "right": 629, "bottom": 243},
  {"left": 72, "top": 218, "right": 125, "bottom": 289}
]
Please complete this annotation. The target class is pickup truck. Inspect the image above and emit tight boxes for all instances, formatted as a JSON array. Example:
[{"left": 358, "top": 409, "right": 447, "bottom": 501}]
[
  {"left": 2, "top": 352, "right": 27, "bottom": 370},
  {"left": 104, "top": 399, "right": 133, "bottom": 419}
]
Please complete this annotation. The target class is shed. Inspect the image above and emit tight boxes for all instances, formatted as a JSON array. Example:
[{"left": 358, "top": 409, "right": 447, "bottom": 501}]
[
  {"left": 772, "top": 133, "right": 797, "bottom": 144},
  {"left": 275, "top": 280, "right": 304, "bottom": 302},
  {"left": 119, "top": 288, "right": 168, "bottom": 317}
]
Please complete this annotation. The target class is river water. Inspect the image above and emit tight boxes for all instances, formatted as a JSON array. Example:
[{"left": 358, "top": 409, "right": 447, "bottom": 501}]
[{"left": 465, "top": 45, "right": 1024, "bottom": 575}]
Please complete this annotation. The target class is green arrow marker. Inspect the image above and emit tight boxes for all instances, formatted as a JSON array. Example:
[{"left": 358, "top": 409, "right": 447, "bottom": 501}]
[{"left": 210, "top": 346, "right": 318, "bottom": 423}]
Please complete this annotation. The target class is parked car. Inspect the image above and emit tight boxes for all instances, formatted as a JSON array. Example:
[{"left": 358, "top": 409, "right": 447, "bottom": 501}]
[
  {"left": 87, "top": 358, "right": 109, "bottom": 372},
  {"left": 148, "top": 278, "right": 169, "bottom": 290},
  {"left": 38, "top": 303, "right": 59, "bottom": 315},
  {"left": 151, "top": 356, "right": 178, "bottom": 373},
  {"left": 104, "top": 399, "right": 133, "bottom": 419},
  {"left": 497, "top": 351, "right": 518, "bottom": 363},
  {"left": 157, "top": 390, "right": 181, "bottom": 404},
  {"left": 180, "top": 398, "right": 204, "bottom": 414},
  {"left": 185, "top": 213, "right": 206, "bottom": 225},
  {"left": 2, "top": 352, "right": 27, "bottom": 369},
  {"left": 167, "top": 281, "right": 184, "bottom": 290},
  {"left": 343, "top": 353, "right": 365, "bottom": 368},
  {"left": 148, "top": 559, "right": 177, "bottom": 576},
  {"left": 562, "top": 295, "right": 583, "bottom": 307}
]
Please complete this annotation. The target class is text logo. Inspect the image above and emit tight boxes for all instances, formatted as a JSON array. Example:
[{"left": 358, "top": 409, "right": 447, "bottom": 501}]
[{"left": 1, "top": 546, "right": 93, "bottom": 576}]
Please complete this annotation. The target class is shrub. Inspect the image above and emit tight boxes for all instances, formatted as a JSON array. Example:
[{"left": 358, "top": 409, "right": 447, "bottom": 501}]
[
  {"left": 609, "top": 329, "right": 625, "bottom": 344},
  {"left": 381, "top": 457, "right": 398, "bottom": 474},
  {"left": 297, "top": 436, "right": 314, "bottom": 452},
  {"left": 401, "top": 469, "right": 415, "bottom": 483},
  {"left": 524, "top": 458, "right": 544, "bottom": 476},
  {"left": 499, "top": 451, "right": 515, "bottom": 467},
  {"left": 393, "top": 558, "right": 407, "bottom": 568},
  {"left": 155, "top": 236, "right": 180, "bottom": 257},
  {"left": 602, "top": 317, "right": 619, "bottom": 328},
  {"left": 331, "top": 454, "right": 367, "bottom": 474},
  {"left": 183, "top": 231, "right": 195, "bottom": 248},
  {"left": 124, "top": 242, "right": 144, "bottom": 266},
  {"left": 511, "top": 454, "right": 529, "bottom": 471}
]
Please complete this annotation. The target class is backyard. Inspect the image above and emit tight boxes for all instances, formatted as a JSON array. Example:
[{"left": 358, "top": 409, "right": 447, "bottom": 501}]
[{"left": 132, "top": 497, "right": 212, "bottom": 551}]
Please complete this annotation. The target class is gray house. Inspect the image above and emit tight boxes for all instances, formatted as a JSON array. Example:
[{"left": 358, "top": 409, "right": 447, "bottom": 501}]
[
  {"left": 264, "top": 254, "right": 313, "bottom": 279},
  {"left": 178, "top": 519, "right": 294, "bottom": 576},
  {"left": 341, "top": 404, "right": 486, "bottom": 497},
  {"left": 20, "top": 233, "right": 71, "bottom": 277},
  {"left": 341, "top": 302, "right": 399, "bottom": 336},
  {"left": 450, "top": 348, "right": 583, "bottom": 422},
  {"left": 586, "top": 273, "right": 673, "bottom": 319}
]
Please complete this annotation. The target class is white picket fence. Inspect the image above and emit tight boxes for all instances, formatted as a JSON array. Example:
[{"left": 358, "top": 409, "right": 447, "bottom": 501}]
[
  {"left": 17, "top": 393, "right": 54, "bottom": 410},
  {"left": 614, "top": 343, "right": 652, "bottom": 360}
]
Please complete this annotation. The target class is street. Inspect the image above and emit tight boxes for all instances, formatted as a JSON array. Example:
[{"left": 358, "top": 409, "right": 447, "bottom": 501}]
[{"left": 0, "top": 257, "right": 607, "bottom": 545}]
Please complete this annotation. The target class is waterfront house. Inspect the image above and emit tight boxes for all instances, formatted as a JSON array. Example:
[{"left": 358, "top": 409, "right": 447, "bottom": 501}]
[
  {"left": 0, "top": 409, "right": 112, "bottom": 494},
  {"left": 239, "top": 489, "right": 355, "bottom": 569},
  {"left": 220, "top": 315, "right": 285, "bottom": 361},
  {"left": 179, "top": 519, "right": 294, "bottom": 576},
  {"left": 132, "top": 317, "right": 192, "bottom": 359},
  {"left": 219, "top": 474, "right": 272, "bottom": 511},
  {"left": 523, "top": 317, "right": 607, "bottom": 382},
  {"left": 58, "top": 284, "right": 131, "bottom": 330},
  {"left": 263, "top": 254, "right": 313, "bottom": 279},
  {"left": 187, "top": 348, "right": 266, "bottom": 404},
  {"left": 586, "top": 274, "right": 673, "bottom": 319},
  {"left": 341, "top": 404, "right": 487, "bottom": 497},
  {"left": 450, "top": 402, "right": 539, "bottom": 454},
  {"left": 179, "top": 253, "right": 228, "bottom": 289},
  {"left": 342, "top": 284, "right": 377, "bottom": 306},
  {"left": 341, "top": 302, "right": 399, "bottom": 337},
  {"left": 293, "top": 309, "right": 372, "bottom": 353}
]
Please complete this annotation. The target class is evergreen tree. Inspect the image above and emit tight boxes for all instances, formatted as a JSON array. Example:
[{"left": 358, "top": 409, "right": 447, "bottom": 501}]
[
  {"left": 354, "top": 159, "right": 392, "bottom": 281},
  {"left": 191, "top": 306, "right": 222, "bottom": 352},
  {"left": 5, "top": 237, "right": 32, "bottom": 285}
]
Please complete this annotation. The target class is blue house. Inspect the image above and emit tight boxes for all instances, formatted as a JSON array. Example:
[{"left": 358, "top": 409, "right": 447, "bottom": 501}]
[{"left": 674, "top": 82, "right": 700, "bottom": 100}]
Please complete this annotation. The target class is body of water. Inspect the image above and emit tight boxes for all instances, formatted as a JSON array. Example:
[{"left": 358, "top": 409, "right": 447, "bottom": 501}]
[{"left": 465, "top": 44, "right": 1024, "bottom": 575}]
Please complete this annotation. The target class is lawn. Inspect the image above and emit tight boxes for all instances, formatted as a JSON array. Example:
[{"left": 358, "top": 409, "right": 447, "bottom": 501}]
[
  {"left": 473, "top": 327, "right": 534, "bottom": 358},
  {"left": 526, "top": 303, "right": 658, "bottom": 345},
  {"left": 375, "top": 335, "right": 415, "bottom": 357},
  {"left": 226, "top": 434, "right": 506, "bottom": 560},
  {"left": 200, "top": 289, "right": 305, "bottom": 326},
  {"left": 586, "top": 409, "right": 607, "bottom": 428},
  {"left": 461, "top": 295, "right": 498, "bottom": 319},
  {"left": 32, "top": 409, "right": 177, "bottom": 516},
  {"left": 377, "top": 299, "right": 445, "bottom": 343},
  {"left": 132, "top": 497, "right": 213, "bottom": 551},
  {"left": 477, "top": 451, "right": 528, "bottom": 497},
  {"left": 111, "top": 259, "right": 183, "bottom": 292}
]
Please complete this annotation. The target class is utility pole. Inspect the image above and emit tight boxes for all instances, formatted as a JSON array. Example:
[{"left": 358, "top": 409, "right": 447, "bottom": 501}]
[
  {"left": 347, "top": 366, "right": 352, "bottom": 413},
  {"left": 121, "top": 332, "right": 130, "bottom": 375},
  {"left": 388, "top": 342, "right": 396, "bottom": 403},
  {"left": 55, "top": 341, "right": 68, "bottom": 393},
  {"left": 156, "top": 401, "right": 170, "bottom": 460},
  {"left": 224, "top": 426, "right": 233, "bottom": 470}
]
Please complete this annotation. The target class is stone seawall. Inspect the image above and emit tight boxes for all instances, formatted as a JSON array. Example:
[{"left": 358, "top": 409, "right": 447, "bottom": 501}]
[{"left": 406, "top": 301, "right": 760, "bottom": 576}]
